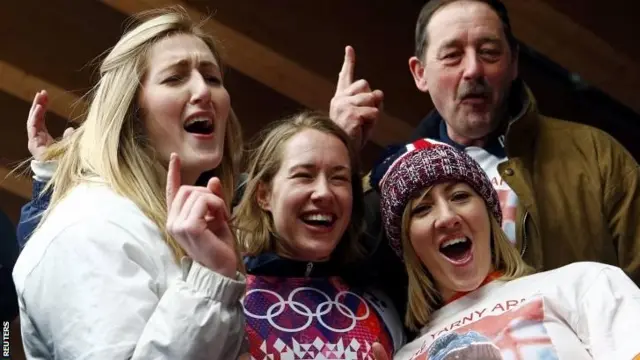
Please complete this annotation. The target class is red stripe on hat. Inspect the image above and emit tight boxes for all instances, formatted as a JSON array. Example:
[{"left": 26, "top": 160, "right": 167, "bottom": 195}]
[{"left": 412, "top": 138, "right": 439, "bottom": 150}]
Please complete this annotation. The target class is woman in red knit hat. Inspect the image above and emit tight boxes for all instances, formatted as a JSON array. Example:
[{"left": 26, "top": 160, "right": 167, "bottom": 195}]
[{"left": 372, "top": 138, "right": 640, "bottom": 360}]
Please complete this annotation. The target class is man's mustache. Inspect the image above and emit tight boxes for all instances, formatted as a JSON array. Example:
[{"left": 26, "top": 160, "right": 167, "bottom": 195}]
[{"left": 458, "top": 81, "right": 491, "bottom": 100}]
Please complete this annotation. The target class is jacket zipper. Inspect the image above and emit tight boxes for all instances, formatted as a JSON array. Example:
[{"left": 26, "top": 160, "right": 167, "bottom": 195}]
[
  {"left": 305, "top": 262, "right": 313, "bottom": 277},
  {"left": 520, "top": 211, "right": 529, "bottom": 258}
]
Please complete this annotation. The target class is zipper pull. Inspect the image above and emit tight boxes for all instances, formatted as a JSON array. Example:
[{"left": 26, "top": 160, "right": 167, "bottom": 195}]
[{"left": 305, "top": 262, "right": 313, "bottom": 277}]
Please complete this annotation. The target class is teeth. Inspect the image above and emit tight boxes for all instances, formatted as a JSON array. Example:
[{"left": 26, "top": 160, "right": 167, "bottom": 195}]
[
  {"left": 441, "top": 237, "right": 467, "bottom": 248},
  {"left": 185, "top": 116, "right": 212, "bottom": 127},
  {"left": 303, "top": 213, "right": 333, "bottom": 222}
]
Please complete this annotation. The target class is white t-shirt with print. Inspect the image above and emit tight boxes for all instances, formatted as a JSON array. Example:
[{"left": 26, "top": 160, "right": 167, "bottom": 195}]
[
  {"left": 394, "top": 262, "right": 640, "bottom": 360},
  {"left": 465, "top": 145, "right": 518, "bottom": 245}
]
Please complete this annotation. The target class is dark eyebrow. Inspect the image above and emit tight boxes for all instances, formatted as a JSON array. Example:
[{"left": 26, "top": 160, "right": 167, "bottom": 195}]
[
  {"left": 444, "top": 182, "right": 458, "bottom": 192},
  {"left": 413, "top": 182, "right": 458, "bottom": 205},
  {"left": 477, "top": 36, "right": 502, "bottom": 46},
  {"left": 438, "top": 36, "right": 503, "bottom": 52},
  {"left": 331, "top": 165, "right": 351, "bottom": 173},
  {"left": 438, "top": 39, "right": 463, "bottom": 51},
  {"left": 288, "top": 164, "right": 315, "bottom": 173},
  {"left": 197, "top": 60, "right": 220, "bottom": 72},
  {"left": 411, "top": 192, "right": 432, "bottom": 211},
  {"left": 288, "top": 164, "right": 350, "bottom": 173},
  {"left": 161, "top": 59, "right": 220, "bottom": 73}
]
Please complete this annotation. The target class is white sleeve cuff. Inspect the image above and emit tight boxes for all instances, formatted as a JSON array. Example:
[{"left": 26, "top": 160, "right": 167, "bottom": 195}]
[
  {"left": 31, "top": 160, "right": 58, "bottom": 182},
  {"left": 181, "top": 258, "right": 246, "bottom": 304}
]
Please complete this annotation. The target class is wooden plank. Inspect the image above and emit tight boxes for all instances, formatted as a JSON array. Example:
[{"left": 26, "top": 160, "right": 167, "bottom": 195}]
[
  {"left": 537, "top": 0, "right": 639, "bottom": 63},
  {"left": 0, "top": 0, "right": 125, "bottom": 93},
  {"left": 181, "top": 0, "right": 430, "bottom": 127},
  {"left": 0, "top": 166, "right": 31, "bottom": 199},
  {"left": 0, "top": 61, "right": 87, "bottom": 122},
  {"left": 0, "top": 61, "right": 82, "bottom": 199},
  {"left": 503, "top": 0, "right": 640, "bottom": 115}
]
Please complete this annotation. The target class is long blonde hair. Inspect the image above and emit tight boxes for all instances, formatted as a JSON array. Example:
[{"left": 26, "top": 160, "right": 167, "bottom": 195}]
[
  {"left": 401, "top": 188, "right": 533, "bottom": 331},
  {"left": 233, "top": 111, "right": 365, "bottom": 265},
  {"left": 40, "top": 6, "right": 243, "bottom": 261}
]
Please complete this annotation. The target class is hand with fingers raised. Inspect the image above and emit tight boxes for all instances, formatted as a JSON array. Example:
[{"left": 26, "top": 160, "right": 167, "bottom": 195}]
[
  {"left": 329, "top": 46, "right": 384, "bottom": 149},
  {"left": 27, "top": 90, "right": 74, "bottom": 161},
  {"left": 165, "top": 153, "right": 238, "bottom": 279}
]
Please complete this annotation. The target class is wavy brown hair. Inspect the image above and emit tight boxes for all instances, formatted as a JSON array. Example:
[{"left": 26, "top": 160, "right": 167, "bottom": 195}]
[{"left": 233, "top": 111, "right": 365, "bottom": 264}]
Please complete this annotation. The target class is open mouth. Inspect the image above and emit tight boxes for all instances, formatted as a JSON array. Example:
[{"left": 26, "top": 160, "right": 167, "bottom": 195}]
[
  {"left": 184, "top": 116, "right": 214, "bottom": 135},
  {"left": 300, "top": 213, "right": 336, "bottom": 229},
  {"left": 439, "top": 237, "right": 473, "bottom": 263},
  {"left": 461, "top": 94, "right": 488, "bottom": 103}
]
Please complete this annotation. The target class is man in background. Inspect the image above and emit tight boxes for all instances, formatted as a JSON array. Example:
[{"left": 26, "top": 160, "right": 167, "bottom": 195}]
[{"left": 330, "top": 0, "right": 640, "bottom": 298}]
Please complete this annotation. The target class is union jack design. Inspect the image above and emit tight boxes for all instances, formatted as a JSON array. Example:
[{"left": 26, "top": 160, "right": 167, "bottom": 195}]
[{"left": 410, "top": 299, "right": 559, "bottom": 360}]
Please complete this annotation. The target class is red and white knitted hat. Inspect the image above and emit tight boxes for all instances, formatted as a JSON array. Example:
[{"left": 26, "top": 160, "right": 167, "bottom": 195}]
[{"left": 376, "top": 138, "right": 502, "bottom": 258}]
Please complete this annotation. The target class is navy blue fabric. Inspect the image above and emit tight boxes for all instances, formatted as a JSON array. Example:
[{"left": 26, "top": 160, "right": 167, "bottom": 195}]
[
  {"left": 16, "top": 172, "right": 249, "bottom": 249},
  {"left": 16, "top": 180, "right": 49, "bottom": 249},
  {"left": 1, "top": 210, "right": 19, "bottom": 321},
  {"left": 244, "top": 252, "right": 346, "bottom": 278}
]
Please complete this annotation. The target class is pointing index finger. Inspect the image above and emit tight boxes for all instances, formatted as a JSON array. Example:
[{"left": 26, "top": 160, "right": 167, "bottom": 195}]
[
  {"left": 336, "top": 45, "right": 356, "bottom": 94},
  {"left": 166, "top": 153, "right": 181, "bottom": 209}
]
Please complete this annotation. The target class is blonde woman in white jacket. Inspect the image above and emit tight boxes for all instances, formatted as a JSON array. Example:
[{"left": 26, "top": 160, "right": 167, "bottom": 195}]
[{"left": 13, "top": 7, "right": 246, "bottom": 359}]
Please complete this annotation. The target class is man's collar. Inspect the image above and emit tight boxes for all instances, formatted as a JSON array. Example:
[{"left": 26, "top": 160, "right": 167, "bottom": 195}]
[
  {"left": 438, "top": 119, "right": 506, "bottom": 157},
  {"left": 370, "top": 79, "right": 537, "bottom": 193},
  {"left": 413, "top": 78, "right": 531, "bottom": 156}
]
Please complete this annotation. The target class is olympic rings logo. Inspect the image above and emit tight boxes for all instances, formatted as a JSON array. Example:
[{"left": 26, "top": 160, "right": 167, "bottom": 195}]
[{"left": 243, "top": 287, "right": 371, "bottom": 333}]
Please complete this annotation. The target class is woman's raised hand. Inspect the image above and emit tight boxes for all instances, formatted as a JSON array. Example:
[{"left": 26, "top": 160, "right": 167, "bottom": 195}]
[{"left": 166, "top": 153, "right": 238, "bottom": 278}]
